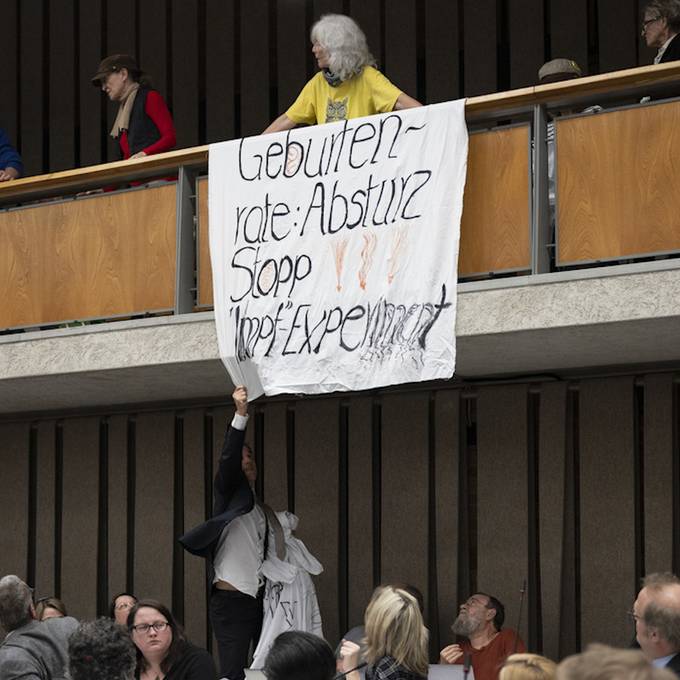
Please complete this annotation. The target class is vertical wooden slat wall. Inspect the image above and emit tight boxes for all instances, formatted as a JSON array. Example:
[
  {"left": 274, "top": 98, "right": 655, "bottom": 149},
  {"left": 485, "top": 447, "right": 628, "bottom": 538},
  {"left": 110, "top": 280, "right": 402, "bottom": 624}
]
[
  {"left": 2, "top": 0, "right": 655, "bottom": 177},
  {"left": 2, "top": 373, "right": 678, "bottom": 655}
]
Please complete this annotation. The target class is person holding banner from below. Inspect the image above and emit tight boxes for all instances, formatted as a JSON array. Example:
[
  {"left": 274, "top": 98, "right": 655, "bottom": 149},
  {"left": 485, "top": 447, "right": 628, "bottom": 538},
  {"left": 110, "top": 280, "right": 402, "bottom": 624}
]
[
  {"left": 263, "top": 14, "right": 421, "bottom": 134},
  {"left": 179, "top": 386, "right": 323, "bottom": 680}
]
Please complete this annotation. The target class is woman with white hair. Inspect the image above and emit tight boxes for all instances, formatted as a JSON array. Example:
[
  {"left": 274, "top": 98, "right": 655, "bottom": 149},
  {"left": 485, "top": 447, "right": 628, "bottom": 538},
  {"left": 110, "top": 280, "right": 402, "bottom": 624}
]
[{"left": 263, "top": 14, "right": 421, "bottom": 133}]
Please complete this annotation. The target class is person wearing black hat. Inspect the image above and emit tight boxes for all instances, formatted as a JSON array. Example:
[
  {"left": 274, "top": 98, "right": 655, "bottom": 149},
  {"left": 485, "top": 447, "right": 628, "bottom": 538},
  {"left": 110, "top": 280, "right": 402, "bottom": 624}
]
[{"left": 92, "top": 54, "right": 176, "bottom": 161}]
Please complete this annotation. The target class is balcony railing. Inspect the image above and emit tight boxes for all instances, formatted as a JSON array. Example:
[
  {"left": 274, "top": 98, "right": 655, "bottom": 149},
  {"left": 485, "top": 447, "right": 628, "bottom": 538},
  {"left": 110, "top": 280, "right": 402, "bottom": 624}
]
[{"left": 2, "top": 61, "right": 680, "bottom": 331}]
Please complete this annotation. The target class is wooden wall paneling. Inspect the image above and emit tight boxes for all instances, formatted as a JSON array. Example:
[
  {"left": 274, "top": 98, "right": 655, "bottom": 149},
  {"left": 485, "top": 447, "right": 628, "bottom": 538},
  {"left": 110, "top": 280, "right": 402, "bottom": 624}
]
[
  {"left": 139, "top": 0, "right": 169, "bottom": 101},
  {"left": 384, "top": 0, "right": 418, "bottom": 99},
  {"left": 106, "top": 0, "right": 137, "bottom": 163},
  {"left": 19, "top": 0, "right": 45, "bottom": 176},
  {"left": 49, "top": 0, "right": 76, "bottom": 172},
  {"left": 240, "top": 1, "right": 270, "bottom": 138},
  {"left": 380, "top": 394, "right": 430, "bottom": 614},
  {"left": 196, "top": 177, "right": 213, "bottom": 307},
  {"left": 0, "top": 3, "right": 19, "bottom": 145},
  {"left": 205, "top": 0, "right": 235, "bottom": 143},
  {"left": 346, "top": 396, "right": 374, "bottom": 629},
  {"left": 537, "top": 383, "right": 567, "bottom": 660},
  {"left": 295, "top": 398, "right": 340, "bottom": 645},
  {"left": 107, "top": 415, "right": 129, "bottom": 600},
  {"left": 172, "top": 0, "right": 199, "bottom": 149},
  {"left": 133, "top": 412, "right": 175, "bottom": 603},
  {"left": 509, "top": 0, "right": 545, "bottom": 89},
  {"left": 598, "top": 0, "right": 638, "bottom": 73},
  {"left": 183, "top": 409, "right": 208, "bottom": 647},
  {"left": 0, "top": 423, "right": 30, "bottom": 579},
  {"left": 433, "top": 390, "right": 460, "bottom": 655},
  {"left": 276, "top": 0, "right": 309, "bottom": 114},
  {"left": 643, "top": 373, "right": 674, "bottom": 572},
  {"left": 550, "top": 0, "right": 589, "bottom": 73},
  {"left": 350, "top": 0, "right": 382, "bottom": 72},
  {"left": 462, "top": 0, "right": 497, "bottom": 96},
  {"left": 579, "top": 377, "right": 635, "bottom": 647},
  {"left": 0, "top": 186, "right": 177, "bottom": 328},
  {"left": 477, "top": 385, "right": 530, "bottom": 643},
  {"left": 60, "top": 417, "right": 100, "bottom": 620},
  {"left": 34, "top": 421, "right": 56, "bottom": 596},
  {"left": 262, "top": 402, "right": 289, "bottom": 512},
  {"left": 424, "top": 0, "right": 460, "bottom": 104},
  {"left": 459, "top": 125, "right": 531, "bottom": 276},
  {"left": 78, "top": 1, "right": 105, "bottom": 169},
  {"left": 556, "top": 103, "right": 680, "bottom": 264}
]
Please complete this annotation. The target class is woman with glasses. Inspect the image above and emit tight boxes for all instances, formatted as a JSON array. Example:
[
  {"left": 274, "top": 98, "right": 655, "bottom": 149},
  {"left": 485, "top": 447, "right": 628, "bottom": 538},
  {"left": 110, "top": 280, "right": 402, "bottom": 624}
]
[
  {"left": 641, "top": 1, "right": 680, "bottom": 63},
  {"left": 110, "top": 592, "right": 138, "bottom": 626},
  {"left": 127, "top": 600, "right": 216, "bottom": 680}
]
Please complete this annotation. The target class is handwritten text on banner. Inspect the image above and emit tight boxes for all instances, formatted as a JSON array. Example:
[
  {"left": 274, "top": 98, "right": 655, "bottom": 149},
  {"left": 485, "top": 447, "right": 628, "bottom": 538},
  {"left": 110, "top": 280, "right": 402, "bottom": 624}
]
[{"left": 209, "top": 100, "right": 468, "bottom": 398}]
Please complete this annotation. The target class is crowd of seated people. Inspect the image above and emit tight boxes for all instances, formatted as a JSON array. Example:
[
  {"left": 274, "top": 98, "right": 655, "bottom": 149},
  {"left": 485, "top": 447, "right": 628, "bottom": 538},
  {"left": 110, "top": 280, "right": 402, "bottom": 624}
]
[{"left": 2, "top": 570, "right": 680, "bottom": 680}]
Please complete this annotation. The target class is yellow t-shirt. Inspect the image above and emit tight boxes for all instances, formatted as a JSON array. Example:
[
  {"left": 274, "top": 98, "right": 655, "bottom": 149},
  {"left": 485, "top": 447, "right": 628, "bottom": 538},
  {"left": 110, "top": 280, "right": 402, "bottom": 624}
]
[{"left": 286, "top": 66, "right": 402, "bottom": 125}]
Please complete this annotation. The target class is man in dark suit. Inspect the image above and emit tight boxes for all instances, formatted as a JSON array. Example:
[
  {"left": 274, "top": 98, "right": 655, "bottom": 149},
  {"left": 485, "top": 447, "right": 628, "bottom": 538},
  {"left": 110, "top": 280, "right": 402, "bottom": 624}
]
[
  {"left": 0, "top": 575, "right": 78, "bottom": 680},
  {"left": 642, "top": 1, "right": 680, "bottom": 63},
  {"left": 632, "top": 572, "right": 680, "bottom": 677},
  {"left": 180, "top": 386, "right": 278, "bottom": 680}
]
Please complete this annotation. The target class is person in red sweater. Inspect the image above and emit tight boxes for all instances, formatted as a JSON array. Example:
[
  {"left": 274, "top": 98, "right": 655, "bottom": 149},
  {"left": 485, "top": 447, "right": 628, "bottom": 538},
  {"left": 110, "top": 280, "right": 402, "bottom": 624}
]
[
  {"left": 91, "top": 54, "right": 176, "bottom": 160},
  {"left": 440, "top": 593, "right": 526, "bottom": 680}
]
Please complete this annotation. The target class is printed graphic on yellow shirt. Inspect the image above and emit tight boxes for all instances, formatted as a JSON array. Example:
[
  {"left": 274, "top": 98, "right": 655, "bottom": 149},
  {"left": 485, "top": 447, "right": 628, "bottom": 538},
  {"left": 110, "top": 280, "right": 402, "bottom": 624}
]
[{"left": 325, "top": 97, "right": 348, "bottom": 122}]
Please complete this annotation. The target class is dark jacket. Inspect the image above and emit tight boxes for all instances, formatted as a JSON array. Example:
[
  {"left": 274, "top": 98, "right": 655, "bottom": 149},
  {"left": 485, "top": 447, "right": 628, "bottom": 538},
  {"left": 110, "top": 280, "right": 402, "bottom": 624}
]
[
  {"left": 179, "top": 426, "right": 253, "bottom": 558},
  {"left": 665, "top": 652, "right": 680, "bottom": 678},
  {"left": 659, "top": 33, "right": 680, "bottom": 64},
  {"left": 127, "top": 87, "right": 162, "bottom": 157}
]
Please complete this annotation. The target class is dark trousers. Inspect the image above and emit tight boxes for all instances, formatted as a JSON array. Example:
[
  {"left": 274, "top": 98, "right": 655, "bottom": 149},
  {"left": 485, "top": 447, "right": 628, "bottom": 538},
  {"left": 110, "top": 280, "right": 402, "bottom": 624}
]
[{"left": 210, "top": 589, "right": 263, "bottom": 680}]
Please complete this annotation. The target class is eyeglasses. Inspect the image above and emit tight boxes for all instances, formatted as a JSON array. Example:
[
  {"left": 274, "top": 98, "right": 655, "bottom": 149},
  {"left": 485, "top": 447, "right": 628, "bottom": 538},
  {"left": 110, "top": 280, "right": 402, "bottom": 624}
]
[
  {"left": 131, "top": 621, "right": 169, "bottom": 634},
  {"left": 627, "top": 610, "right": 641, "bottom": 623},
  {"left": 641, "top": 16, "right": 661, "bottom": 33}
]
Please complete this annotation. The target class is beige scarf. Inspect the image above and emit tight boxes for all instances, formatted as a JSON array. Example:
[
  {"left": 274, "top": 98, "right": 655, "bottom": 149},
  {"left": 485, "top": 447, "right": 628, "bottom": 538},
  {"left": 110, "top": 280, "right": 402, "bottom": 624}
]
[{"left": 110, "top": 82, "right": 140, "bottom": 138}]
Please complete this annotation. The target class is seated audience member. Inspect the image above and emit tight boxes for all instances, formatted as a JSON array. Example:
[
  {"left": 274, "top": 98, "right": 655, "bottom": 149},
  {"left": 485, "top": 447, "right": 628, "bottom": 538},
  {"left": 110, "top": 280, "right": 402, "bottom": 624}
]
[
  {"left": 439, "top": 592, "right": 526, "bottom": 680},
  {"left": 642, "top": 1, "right": 680, "bottom": 64},
  {"left": 127, "top": 599, "right": 216, "bottom": 680},
  {"left": 0, "top": 129, "right": 23, "bottom": 182},
  {"left": 499, "top": 654, "right": 557, "bottom": 680},
  {"left": 264, "top": 631, "right": 335, "bottom": 680},
  {"left": 631, "top": 572, "right": 680, "bottom": 676},
  {"left": 557, "top": 644, "right": 676, "bottom": 680},
  {"left": 91, "top": 54, "right": 176, "bottom": 160},
  {"left": 337, "top": 583, "right": 424, "bottom": 675},
  {"left": 110, "top": 592, "right": 138, "bottom": 627},
  {"left": 35, "top": 596, "right": 68, "bottom": 621},
  {"left": 340, "top": 585, "right": 428, "bottom": 680},
  {"left": 69, "top": 617, "right": 137, "bottom": 680},
  {"left": 0, "top": 575, "right": 78, "bottom": 680},
  {"left": 263, "top": 14, "right": 421, "bottom": 133}
]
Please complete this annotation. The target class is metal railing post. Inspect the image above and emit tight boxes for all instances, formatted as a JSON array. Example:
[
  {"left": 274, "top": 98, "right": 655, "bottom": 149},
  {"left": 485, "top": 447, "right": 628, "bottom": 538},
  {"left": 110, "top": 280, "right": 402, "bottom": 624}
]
[
  {"left": 531, "top": 104, "right": 551, "bottom": 274},
  {"left": 174, "top": 165, "right": 196, "bottom": 315}
]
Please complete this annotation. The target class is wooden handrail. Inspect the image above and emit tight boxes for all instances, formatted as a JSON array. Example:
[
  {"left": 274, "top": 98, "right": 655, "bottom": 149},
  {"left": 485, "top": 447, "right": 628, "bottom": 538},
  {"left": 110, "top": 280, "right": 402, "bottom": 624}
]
[{"left": 1, "top": 61, "right": 679, "bottom": 204}]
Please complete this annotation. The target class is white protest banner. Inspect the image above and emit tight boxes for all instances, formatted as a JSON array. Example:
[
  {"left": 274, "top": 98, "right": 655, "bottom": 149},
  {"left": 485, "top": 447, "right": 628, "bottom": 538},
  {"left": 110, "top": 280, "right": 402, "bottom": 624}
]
[{"left": 209, "top": 100, "right": 468, "bottom": 398}]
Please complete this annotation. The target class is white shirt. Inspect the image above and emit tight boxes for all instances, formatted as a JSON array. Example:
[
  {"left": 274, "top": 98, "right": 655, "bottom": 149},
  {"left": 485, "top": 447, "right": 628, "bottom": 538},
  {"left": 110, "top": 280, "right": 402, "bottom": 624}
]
[
  {"left": 652, "top": 653, "right": 676, "bottom": 668},
  {"left": 211, "top": 412, "right": 266, "bottom": 597}
]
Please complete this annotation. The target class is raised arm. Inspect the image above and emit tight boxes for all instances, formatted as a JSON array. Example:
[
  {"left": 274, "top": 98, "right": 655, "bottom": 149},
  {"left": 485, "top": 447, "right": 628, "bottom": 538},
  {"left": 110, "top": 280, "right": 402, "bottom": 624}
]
[{"left": 212, "top": 386, "right": 250, "bottom": 515}]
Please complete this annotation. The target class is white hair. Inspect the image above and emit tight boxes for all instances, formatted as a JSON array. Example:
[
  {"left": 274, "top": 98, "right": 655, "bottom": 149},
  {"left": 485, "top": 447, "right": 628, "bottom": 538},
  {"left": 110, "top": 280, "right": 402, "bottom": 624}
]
[
  {"left": 310, "top": 14, "right": 376, "bottom": 82},
  {"left": 0, "top": 575, "right": 33, "bottom": 632}
]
